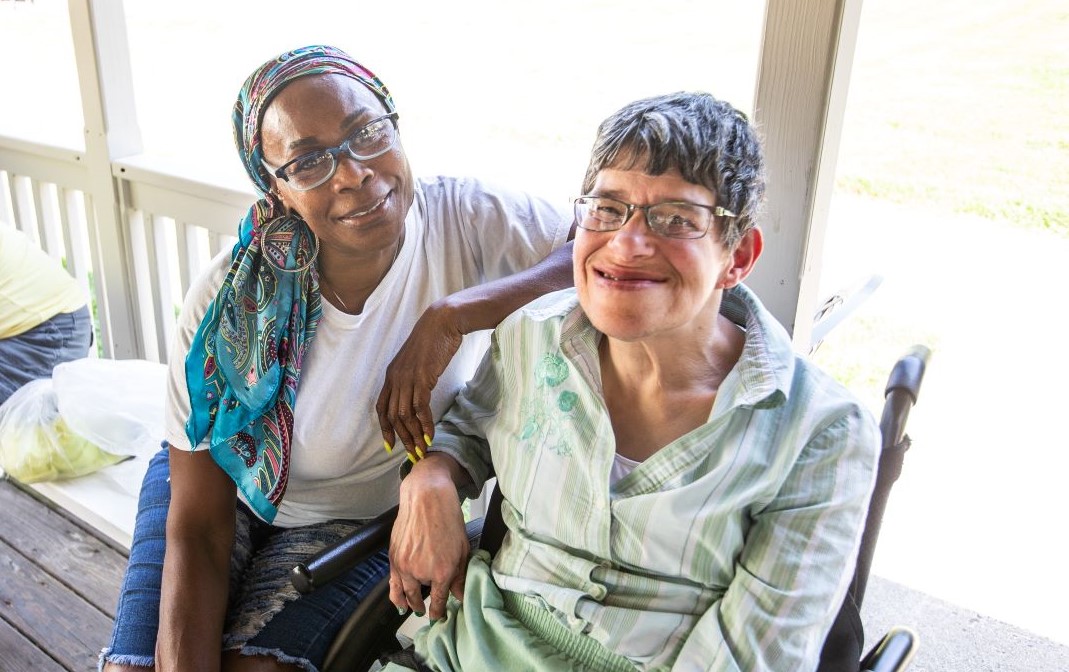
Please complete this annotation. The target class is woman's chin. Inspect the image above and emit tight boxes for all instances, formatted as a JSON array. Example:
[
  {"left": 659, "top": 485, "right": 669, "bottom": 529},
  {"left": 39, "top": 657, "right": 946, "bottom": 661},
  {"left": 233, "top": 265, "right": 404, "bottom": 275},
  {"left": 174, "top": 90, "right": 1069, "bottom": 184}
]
[{"left": 585, "top": 307, "right": 665, "bottom": 343}]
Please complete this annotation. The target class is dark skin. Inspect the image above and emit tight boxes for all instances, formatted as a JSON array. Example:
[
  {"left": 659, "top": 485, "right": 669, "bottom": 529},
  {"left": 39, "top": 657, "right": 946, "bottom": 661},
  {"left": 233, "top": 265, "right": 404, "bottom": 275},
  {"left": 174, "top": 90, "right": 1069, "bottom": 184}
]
[{"left": 104, "top": 73, "right": 573, "bottom": 672}]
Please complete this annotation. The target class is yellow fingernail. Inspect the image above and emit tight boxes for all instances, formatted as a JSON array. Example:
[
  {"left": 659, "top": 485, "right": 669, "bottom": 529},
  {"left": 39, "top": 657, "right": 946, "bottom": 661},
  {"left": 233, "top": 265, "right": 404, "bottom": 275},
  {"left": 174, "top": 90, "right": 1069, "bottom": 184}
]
[
  {"left": 384, "top": 440, "right": 393, "bottom": 454},
  {"left": 407, "top": 452, "right": 417, "bottom": 464},
  {"left": 423, "top": 434, "right": 432, "bottom": 447}
]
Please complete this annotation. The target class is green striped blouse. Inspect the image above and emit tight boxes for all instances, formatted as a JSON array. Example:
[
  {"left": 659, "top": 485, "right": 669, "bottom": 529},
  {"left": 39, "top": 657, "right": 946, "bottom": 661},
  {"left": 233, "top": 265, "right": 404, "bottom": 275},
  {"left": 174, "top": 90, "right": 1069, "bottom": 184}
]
[{"left": 431, "top": 284, "right": 880, "bottom": 671}]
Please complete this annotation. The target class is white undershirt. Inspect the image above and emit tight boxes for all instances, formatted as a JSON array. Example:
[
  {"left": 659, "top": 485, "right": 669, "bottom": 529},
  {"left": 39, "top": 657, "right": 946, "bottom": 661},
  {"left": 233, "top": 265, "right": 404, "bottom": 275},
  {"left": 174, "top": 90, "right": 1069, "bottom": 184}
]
[{"left": 609, "top": 451, "right": 642, "bottom": 485}]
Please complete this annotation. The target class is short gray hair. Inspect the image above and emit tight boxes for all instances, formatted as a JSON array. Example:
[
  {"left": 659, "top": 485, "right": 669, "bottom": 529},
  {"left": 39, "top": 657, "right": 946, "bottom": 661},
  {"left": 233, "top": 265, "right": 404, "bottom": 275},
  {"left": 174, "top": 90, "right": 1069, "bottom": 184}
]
[{"left": 581, "top": 92, "right": 765, "bottom": 248}]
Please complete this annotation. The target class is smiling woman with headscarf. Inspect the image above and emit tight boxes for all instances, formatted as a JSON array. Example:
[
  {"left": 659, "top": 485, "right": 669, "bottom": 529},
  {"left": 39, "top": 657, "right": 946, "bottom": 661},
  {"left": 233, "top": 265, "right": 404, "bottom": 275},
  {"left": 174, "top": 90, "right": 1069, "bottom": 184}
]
[{"left": 99, "top": 45, "right": 574, "bottom": 672}]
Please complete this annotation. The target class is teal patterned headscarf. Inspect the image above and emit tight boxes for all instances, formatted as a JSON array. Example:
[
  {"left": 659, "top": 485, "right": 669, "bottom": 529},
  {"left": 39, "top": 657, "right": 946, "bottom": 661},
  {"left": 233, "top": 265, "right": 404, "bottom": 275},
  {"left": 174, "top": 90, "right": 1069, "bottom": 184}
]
[{"left": 184, "top": 45, "right": 397, "bottom": 522}]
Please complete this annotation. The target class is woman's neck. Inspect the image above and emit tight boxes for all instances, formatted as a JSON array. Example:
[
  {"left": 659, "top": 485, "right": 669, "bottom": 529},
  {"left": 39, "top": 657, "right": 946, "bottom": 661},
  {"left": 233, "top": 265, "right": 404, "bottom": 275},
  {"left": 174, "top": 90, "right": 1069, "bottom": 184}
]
[
  {"left": 601, "top": 315, "right": 742, "bottom": 390},
  {"left": 599, "top": 315, "right": 745, "bottom": 461},
  {"left": 317, "top": 236, "right": 404, "bottom": 315}
]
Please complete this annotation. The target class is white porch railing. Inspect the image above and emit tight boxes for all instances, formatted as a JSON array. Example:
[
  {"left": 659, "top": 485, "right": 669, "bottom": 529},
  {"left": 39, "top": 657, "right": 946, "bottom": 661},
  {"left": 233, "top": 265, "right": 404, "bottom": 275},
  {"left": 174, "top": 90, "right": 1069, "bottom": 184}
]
[{"left": 0, "top": 134, "right": 251, "bottom": 364}]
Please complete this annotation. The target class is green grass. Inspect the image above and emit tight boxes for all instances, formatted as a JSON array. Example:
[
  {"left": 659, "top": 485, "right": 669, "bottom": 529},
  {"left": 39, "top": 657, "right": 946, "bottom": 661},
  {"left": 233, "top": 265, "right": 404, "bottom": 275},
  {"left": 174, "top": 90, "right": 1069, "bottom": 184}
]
[
  {"left": 837, "top": 174, "right": 1069, "bottom": 235},
  {"left": 87, "top": 270, "right": 104, "bottom": 357},
  {"left": 835, "top": 176, "right": 938, "bottom": 204},
  {"left": 958, "top": 199, "right": 1069, "bottom": 232},
  {"left": 834, "top": 0, "right": 1069, "bottom": 236}
]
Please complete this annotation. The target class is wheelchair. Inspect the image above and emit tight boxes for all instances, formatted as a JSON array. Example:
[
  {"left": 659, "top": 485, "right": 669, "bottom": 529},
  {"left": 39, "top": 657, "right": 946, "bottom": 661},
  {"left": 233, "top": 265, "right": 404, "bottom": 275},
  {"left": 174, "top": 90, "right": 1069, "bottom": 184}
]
[{"left": 291, "top": 345, "right": 931, "bottom": 672}]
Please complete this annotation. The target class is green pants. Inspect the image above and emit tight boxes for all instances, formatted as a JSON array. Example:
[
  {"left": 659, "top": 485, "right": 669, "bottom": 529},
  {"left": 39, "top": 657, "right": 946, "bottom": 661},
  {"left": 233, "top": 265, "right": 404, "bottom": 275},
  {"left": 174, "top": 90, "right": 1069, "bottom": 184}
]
[{"left": 383, "top": 550, "right": 635, "bottom": 672}]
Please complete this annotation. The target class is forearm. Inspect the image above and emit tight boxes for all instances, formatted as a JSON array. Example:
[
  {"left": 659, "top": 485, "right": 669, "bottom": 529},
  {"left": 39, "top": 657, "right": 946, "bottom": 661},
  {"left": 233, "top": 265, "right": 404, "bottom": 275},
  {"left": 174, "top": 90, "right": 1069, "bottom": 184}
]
[
  {"left": 423, "top": 345, "right": 500, "bottom": 500},
  {"left": 157, "top": 533, "right": 233, "bottom": 672},
  {"left": 433, "top": 241, "right": 574, "bottom": 335},
  {"left": 157, "top": 446, "right": 237, "bottom": 672}
]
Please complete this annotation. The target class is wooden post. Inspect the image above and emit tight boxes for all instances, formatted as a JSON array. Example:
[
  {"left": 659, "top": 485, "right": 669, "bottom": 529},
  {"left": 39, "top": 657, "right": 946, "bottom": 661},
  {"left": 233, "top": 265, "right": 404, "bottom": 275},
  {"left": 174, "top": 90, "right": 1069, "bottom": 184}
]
[
  {"left": 749, "top": 0, "right": 864, "bottom": 350},
  {"left": 67, "top": 0, "right": 144, "bottom": 359}
]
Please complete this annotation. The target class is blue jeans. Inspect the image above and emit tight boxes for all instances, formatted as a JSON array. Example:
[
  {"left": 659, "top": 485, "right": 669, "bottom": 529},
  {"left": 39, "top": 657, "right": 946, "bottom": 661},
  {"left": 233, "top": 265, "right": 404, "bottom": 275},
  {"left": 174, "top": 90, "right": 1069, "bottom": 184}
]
[
  {"left": 0, "top": 306, "right": 93, "bottom": 405},
  {"left": 101, "top": 447, "right": 390, "bottom": 671}
]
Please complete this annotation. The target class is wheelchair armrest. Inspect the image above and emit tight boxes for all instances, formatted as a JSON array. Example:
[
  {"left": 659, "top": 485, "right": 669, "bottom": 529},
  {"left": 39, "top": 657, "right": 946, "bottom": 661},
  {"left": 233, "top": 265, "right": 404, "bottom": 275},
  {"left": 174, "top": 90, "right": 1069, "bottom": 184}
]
[
  {"left": 316, "top": 516, "right": 490, "bottom": 672},
  {"left": 860, "top": 626, "right": 918, "bottom": 672},
  {"left": 290, "top": 505, "right": 400, "bottom": 595},
  {"left": 290, "top": 506, "right": 489, "bottom": 596}
]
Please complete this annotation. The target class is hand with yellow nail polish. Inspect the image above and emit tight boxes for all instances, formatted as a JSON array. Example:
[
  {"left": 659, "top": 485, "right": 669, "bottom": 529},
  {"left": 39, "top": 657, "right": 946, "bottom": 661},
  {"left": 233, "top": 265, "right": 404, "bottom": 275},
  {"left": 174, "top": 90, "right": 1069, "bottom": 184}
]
[{"left": 374, "top": 302, "right": 461, "bottom": 459}]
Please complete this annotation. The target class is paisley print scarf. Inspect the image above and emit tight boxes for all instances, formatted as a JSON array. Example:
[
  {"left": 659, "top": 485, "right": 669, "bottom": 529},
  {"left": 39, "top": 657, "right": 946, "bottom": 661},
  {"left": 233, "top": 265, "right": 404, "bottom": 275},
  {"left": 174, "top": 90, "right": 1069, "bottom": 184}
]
[{"left": 184, "top": 45, "right": 396, "bottom": 522}]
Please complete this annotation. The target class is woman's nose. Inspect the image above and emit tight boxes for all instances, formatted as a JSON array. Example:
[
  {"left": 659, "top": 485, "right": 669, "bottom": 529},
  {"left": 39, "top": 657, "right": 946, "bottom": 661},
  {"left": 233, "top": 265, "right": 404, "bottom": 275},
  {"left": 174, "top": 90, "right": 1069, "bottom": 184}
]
[
  {"left": 330, "top": 153, "right": 373, "bottom": 189},
  {"left": 608, "top": 210, "right": 656, "bottom": 255}
]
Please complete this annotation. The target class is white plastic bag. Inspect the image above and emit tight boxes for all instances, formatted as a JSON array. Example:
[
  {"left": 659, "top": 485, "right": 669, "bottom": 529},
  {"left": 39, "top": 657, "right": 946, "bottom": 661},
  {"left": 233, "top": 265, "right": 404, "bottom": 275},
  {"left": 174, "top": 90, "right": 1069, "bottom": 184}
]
[
  {"left": 52, "top": 358, "right": 168, "bottom": 460},
  {"left": 0, "top": 378, "right": 128, "bottom": 483}
]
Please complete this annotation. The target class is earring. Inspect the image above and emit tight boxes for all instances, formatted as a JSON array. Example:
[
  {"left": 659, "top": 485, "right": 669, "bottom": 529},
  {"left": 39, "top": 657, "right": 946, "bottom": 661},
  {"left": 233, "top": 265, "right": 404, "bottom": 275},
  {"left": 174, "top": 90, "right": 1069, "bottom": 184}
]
[{"left": 258, "top": 213, "right": 319, "bottom": 274}]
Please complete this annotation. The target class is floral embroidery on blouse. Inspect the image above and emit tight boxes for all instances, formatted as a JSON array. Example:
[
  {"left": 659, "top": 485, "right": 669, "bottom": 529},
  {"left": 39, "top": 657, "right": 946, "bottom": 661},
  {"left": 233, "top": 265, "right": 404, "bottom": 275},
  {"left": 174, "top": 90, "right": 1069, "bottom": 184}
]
[{"left": 517, "top": 353, "right": 577, "bottom": 456}]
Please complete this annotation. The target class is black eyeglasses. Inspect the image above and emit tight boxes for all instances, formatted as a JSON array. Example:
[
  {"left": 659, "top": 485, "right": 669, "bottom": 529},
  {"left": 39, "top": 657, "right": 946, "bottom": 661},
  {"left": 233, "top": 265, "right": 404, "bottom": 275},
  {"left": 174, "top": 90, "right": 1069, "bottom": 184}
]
[
  {"left": 573, "top": 195, "right": 735, "bottom": 239},
  {"left": 262, "top": 112, "right": 399, "bottom": 191}
]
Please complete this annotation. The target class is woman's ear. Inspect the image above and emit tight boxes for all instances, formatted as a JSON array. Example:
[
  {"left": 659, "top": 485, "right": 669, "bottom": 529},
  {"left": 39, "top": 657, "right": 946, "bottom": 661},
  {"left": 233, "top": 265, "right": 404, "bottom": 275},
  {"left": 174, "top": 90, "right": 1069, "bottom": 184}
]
[
  {"left": 270, "top": 182, "right": 289, "bottom": 212},
  {"left": 718, "top": 227, "right": 763, "bottom": 289}
]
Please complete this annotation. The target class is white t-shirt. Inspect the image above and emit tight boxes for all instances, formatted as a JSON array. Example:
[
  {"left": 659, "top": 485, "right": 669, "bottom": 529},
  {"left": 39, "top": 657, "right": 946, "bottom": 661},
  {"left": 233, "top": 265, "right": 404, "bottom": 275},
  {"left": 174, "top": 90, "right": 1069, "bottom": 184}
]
[{"left": 165, "top": 176, "right": 571, "bottom": 526}]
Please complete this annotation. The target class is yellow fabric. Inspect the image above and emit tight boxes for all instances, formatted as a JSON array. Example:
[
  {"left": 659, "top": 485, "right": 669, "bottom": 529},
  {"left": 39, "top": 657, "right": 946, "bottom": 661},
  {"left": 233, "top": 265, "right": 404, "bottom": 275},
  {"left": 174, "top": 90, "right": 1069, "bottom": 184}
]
[{"left": 0, "top": 226, "right": 86, "bottom": 338}]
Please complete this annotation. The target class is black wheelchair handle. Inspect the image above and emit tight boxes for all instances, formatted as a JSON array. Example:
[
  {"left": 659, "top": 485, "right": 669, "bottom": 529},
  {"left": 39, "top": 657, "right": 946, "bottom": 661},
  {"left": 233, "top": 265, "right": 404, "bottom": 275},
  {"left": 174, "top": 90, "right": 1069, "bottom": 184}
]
[
  {"left": 290, "top": 505, "right": 488, "bottom": 596},
  {"left": 291, "top": 505, "right": 399, "bottom": 595},
  {"left": 880, "top": 345, "right": 931, "bottom": 452},
  {"left": 884, "top": 345, "right": 930, "bottom": 404}
]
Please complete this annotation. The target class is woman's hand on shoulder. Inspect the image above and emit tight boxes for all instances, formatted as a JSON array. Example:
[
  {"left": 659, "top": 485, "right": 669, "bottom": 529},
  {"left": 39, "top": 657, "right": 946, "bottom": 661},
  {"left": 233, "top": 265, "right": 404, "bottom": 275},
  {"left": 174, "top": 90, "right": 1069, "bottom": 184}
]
[
  {"left": 376, "top": 301, "right": 464, "bottom": 461},
  {"left": 388, "top": 455, "right": 470, "bottom": 622}
]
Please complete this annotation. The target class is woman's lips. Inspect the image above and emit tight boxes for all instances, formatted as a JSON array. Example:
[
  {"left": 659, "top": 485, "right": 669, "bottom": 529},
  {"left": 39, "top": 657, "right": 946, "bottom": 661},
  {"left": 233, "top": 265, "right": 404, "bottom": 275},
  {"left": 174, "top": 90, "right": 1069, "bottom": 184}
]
[
  {"left": 340, "top": 193, "right": 388, "bottom": 220},
  {"left": 595, "top": 267, "right": 664, "bottom": 283}
]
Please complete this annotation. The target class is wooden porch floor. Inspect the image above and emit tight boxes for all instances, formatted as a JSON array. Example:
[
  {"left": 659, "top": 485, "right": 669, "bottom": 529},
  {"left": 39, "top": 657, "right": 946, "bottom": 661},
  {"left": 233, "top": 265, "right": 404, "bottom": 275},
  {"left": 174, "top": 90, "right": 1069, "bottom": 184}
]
[{"left": 0, "top": 477, "right": 127, "bottom": 672}]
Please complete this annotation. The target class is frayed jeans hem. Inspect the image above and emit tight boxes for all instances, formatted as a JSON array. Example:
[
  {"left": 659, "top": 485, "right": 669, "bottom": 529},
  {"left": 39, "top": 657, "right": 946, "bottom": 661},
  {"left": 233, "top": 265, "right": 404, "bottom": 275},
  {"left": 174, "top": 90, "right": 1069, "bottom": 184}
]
[
  {"left": 98, "top": 646, "right": 316, "bottom": 672},
  {"left": 236, "top": 644, "right": 318, "bottom": 672},
  {"left": 98, "top": 647, "right": 154, "bottom": 670}
]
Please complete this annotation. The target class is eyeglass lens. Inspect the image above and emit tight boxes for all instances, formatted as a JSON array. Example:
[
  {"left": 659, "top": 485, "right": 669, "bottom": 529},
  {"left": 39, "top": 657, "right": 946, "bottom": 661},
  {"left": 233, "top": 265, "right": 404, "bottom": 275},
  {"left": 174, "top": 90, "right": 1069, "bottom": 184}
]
[
  {"left": 284, "top": 116, "right": 396, "bottom": 190},
  {"left": 574, "top": 197, "right": 713, "bottom": 239}
]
